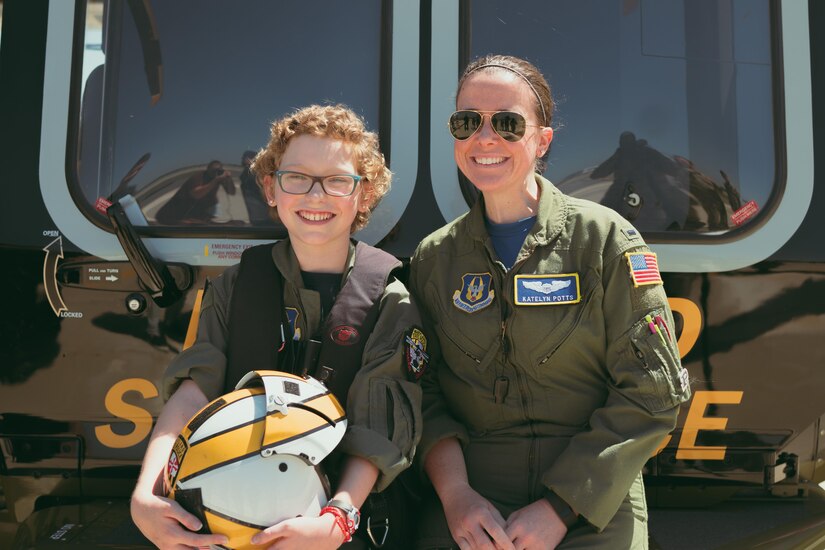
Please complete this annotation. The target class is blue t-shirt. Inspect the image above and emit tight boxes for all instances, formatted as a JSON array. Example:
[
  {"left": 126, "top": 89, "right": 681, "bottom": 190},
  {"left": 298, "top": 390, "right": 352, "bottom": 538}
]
[{"left": 485, "top": 215, "right": 537, "bottom": 269}]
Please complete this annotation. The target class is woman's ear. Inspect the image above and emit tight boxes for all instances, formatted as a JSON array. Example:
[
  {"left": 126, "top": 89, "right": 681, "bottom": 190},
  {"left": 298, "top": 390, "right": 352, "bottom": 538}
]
[
  {"left": 537, "top": 126, "right": 554, "bottom": 157},
  {"left": 262, "top": 174, "right": 277, "bottom": 206}
]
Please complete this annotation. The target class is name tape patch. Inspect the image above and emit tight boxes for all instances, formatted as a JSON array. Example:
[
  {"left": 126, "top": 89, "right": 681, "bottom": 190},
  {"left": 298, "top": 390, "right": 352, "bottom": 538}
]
[{"left": 514, "top": 274, "right": 580, "bottom": 306}]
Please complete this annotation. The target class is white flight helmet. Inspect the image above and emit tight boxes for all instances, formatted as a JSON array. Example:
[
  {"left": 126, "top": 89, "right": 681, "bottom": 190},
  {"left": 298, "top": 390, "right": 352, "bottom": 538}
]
[{"left": 164, "top": 370, "right": 347, "bottom": 550}]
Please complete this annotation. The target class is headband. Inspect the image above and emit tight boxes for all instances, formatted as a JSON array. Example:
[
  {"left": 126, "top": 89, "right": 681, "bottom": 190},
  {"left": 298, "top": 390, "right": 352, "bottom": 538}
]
[{"left": 466, "top": 63, "right": 548, "bottom": 125}]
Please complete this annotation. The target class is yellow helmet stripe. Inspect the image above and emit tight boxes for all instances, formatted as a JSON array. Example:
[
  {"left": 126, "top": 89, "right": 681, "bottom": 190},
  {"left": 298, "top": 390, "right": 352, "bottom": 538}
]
[{"left": 177, "top": 410, "right": 343, "bottom": 484}]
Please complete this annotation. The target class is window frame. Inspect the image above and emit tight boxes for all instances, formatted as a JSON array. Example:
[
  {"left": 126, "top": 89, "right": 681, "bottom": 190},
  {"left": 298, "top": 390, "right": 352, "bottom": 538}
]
[
  {"left": 427, "top": 0, "right": 812, "bottom": 273},
  {"left": 41, "top": 0, "right": 421, "bottom": 263}
]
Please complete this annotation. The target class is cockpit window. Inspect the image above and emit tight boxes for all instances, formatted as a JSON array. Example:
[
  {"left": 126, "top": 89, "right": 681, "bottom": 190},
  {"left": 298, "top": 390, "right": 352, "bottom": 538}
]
[
  {"left": 467, "top": 0, "right": 776, "bottom": 236},
  {"left": 73, "top": 0, "right": 383, "bottom": 232}
]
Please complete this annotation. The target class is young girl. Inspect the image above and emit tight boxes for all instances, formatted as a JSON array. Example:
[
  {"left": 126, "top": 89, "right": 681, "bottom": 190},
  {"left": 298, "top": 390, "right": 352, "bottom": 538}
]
[{"left": 131, "top": 105, "right": 423, "bottom": 549}]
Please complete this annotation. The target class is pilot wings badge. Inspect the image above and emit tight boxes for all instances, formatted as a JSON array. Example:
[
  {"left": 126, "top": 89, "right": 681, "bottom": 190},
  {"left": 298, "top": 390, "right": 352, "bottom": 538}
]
[{"left": 514, "top": 274, "right": 581, "bottom": 305}]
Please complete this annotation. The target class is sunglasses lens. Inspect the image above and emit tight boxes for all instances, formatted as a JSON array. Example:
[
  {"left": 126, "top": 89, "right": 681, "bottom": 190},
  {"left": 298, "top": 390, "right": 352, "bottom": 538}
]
[
  {"left": 449, "top": 111, "right": 483, "bottom": 140},
  {"left": 490, "top": 112, "right": 527, "bottom": 142}
]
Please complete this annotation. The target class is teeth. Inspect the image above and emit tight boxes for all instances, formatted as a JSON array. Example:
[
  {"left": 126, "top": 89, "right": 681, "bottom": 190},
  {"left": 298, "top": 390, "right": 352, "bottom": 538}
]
[
  {"left": 298, "top": 211, "right": 333, "bottom": 221},
  {"left": 475, "top": 157, "right": 505, "bottom": 165}
]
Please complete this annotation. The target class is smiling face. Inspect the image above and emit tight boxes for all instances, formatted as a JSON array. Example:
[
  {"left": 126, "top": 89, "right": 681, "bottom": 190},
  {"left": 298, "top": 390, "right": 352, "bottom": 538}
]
[
  {"left": 263, "top": 135, "right": 365, "bottom": 257},
  {"left": 454, "top": 70, "right": 553, "bottom": 199}
]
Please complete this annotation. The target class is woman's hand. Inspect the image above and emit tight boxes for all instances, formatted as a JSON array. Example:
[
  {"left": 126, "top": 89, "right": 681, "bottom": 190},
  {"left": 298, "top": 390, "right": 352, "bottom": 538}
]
[
  {"left": 504, "top": 499, "right": 567, "bottom": 550},
  {"left": 250, "top": 514, "right": 346, "bottom": 550},
  {"left": 440, "top": 483, "right": 515, "bottom": 550},
  {"left": 130, "top": 490, "right": 228, "bottom": 550}
]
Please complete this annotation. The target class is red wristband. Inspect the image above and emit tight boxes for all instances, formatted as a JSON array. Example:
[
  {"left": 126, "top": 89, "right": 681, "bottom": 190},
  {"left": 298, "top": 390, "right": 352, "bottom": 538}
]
[{"left": 321, "top": 506, "right": 355, "bottom": 543}]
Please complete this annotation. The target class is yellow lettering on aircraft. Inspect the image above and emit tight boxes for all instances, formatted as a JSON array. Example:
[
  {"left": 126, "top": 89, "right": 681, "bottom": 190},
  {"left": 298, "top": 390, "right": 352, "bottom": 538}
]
[
  {"left": 668, "top": 297, "right": 702, "bottom": 359},
  {"left": 95, "top": 378, "right": 159, "bottom": 448},
  {"left": 676, "top": 390, "right": 744, "bottom": 460}
]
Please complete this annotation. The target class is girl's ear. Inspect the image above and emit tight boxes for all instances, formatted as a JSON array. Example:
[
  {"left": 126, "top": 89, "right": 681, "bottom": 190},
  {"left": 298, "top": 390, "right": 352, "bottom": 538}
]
[{"left": 262, "top": 174, "right": 277, "bottom": 206}]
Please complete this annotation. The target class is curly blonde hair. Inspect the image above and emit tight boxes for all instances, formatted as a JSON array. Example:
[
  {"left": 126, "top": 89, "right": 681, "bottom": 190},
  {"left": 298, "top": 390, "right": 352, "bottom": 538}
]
[{"left": 251, "top": 104, "right": 391, "bottom": 232}]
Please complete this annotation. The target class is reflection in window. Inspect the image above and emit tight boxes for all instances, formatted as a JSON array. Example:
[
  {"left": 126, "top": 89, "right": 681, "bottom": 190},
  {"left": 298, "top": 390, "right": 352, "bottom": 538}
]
[
  {"left": 468, "top": 0, "right": 774, "bottom": 235},
  {"left": 74, "top": 0, "right": 382, "bottom": 231}
]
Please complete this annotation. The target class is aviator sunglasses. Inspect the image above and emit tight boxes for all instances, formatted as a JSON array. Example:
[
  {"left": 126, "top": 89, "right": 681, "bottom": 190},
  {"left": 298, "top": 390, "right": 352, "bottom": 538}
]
[{"left": 448, "top": 110, "right": 539, "bottom": 142}]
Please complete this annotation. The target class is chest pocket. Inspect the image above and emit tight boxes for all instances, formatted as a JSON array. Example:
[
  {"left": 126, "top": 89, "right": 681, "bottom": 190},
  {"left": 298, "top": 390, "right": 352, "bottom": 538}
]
[
  {"left": 519, "top": 275, "right": 600, "bottom": 366},
  {"left": 426, "top": 282, "right": 500, "bottom": 372}
]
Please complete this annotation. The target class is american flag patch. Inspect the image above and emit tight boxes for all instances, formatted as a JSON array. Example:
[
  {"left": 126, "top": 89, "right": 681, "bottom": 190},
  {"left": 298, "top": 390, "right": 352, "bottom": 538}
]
[{"left": 625, "top": 252, "right": 662, "bottom": 286}]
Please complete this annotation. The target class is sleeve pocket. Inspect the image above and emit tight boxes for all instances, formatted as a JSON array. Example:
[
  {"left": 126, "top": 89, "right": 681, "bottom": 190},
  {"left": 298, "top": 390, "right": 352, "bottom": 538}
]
[
  {"left": 627, "top": 311, "right": 692, "bottom": 413},
  {"left": 368, "top": 377, "right": 422, "bottom": 459}
]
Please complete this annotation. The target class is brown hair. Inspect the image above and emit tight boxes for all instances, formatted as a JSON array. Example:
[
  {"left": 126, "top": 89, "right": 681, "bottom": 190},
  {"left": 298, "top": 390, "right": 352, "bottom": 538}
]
[
  {"left": 458, "top": 54, "right": 555, "bottom": 172},
  {"left": 251, "top": 104, "right": 391, "bottom": 232}
]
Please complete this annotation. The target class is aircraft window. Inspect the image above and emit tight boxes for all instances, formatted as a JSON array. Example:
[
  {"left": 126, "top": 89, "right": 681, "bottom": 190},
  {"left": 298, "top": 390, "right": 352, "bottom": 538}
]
[
  {"left": 467, "top": 0, "right": 776, "bottom": 237},
  {"left": 73, "top": 0, "right": 383, "bottom": 233}
]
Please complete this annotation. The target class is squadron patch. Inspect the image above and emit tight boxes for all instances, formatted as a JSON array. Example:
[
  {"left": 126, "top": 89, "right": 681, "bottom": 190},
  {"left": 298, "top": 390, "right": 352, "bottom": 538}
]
[
  {"left": 514, "top": 274, "right": 580, "bottom": 305},
  {"left": 625, "top": 252, "right": 663, "bottom": 287},
  {"left": 285, "top": 307, "right": 301, "bottom": 340},
  {"left": 405, "top": 327, "right": 429, "bottom": 380},
  {"left": 452, "top": 273, "right": 495, "bottom": 313}
]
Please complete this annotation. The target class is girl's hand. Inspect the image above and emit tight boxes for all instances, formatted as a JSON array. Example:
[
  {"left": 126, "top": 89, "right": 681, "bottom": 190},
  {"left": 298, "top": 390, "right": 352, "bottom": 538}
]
[
  {"left": 250, "top": 513, "right": 347, "bottom": 550},
  {"left": 130, "top": 490, "right": 228, "bottom": 550}
]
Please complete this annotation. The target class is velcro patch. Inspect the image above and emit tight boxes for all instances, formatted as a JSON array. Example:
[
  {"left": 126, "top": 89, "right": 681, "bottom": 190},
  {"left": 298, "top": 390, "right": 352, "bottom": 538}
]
[
  {"left": 622, "top": 227, "right": 640, "bottom": 241},
  {"left": 452, "top": 273, "right": 495, "bottom": 313},
  {"left": 514, "top": 274, "right": 580, "bottom": 305},
  {"left": 405, "top": 327, "right": 429, "bottom": 380},
  {"left": 625, "top": 252, "right": 663, "bottom": 287}
]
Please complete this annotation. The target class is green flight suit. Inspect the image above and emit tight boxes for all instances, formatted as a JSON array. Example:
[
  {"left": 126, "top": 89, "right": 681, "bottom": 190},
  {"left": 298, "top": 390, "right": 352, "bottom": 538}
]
[
  {"left": 164, "top": 239, "right": 424, "bottom": 491},
  {"left": 409, "top": 176, "right": 690, "bottom": 548}
]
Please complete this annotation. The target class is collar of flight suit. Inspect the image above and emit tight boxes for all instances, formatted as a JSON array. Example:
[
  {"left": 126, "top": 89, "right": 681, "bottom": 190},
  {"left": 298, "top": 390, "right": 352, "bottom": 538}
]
[
  {"left": 464, "top": 174, "right": 570, "bottom": 256},
  {"left": 270, "top": 238, "right": 358, "bottom": 288}
]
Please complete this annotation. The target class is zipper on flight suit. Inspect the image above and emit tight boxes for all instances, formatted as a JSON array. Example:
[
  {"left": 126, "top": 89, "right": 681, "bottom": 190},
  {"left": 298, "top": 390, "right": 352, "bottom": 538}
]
[
  {"left": 500, "top": 249, "right": 541, "bottom": 498},
  {"left": 438, "top": 324, "right": 482, "bottom": 364},
  {"left": 537, "top": 292, "right": 592, "bottom": 366},
  {"left": 496, "top": 258, "right": 535, "bottom": 433}
]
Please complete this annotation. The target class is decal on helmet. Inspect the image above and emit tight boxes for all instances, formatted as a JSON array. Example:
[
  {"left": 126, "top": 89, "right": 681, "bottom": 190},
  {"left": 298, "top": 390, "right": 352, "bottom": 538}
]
[
  {"left": 166, "top": 435, "right": 188, "bottom": 489},
  {"left": 452, "top": 273, "right": 495, "bottom": 313},
  {"left": 330, "top": 325, "right": 360, "bottom": 346},
  {"left": 625, "top": 251, "right": 663, "bottom": 287},
  {"left": 283, "top": 380, "right": 300, "bottom": 396}
]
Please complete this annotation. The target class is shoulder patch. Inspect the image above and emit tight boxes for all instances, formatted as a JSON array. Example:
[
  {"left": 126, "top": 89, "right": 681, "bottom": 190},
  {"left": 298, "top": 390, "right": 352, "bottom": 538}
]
[
  {"left": 452, "top": 273, "right": 495, "bottom": 313},
  {"left": 514, "top": 274, "right": 580, "bottom": 305},
  {"left": 405, "top": 327, "right": 429, "bottom": 380},
  {"left": 625, "top": 252, "right": 663, "bottom": 287}
]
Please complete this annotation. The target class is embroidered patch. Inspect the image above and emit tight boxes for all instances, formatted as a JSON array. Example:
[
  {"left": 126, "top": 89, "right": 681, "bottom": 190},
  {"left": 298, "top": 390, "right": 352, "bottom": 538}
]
[
  {"left": 330, "top": 325, "right": 360, "bottom": 346},
  {"left": 622, "top": 227, "right": 640, "bottom": 241},
  {"left": 452, "top": 273, "right": 495, "bottom": 313},
  {"left": 166, "top": 435, "right": 187, "bottom": 488},
  {"left": 625, "top": 252, "right": 663, "bottom": 287},
  {"left": 514, "top": 274, "right": 581, "bottom": 305},
  {"left": 286, "top": 307, "right": 301, "bottom": 340},
  {"left": 405, "top": 327, "right": 429, "bottom": 380}
]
